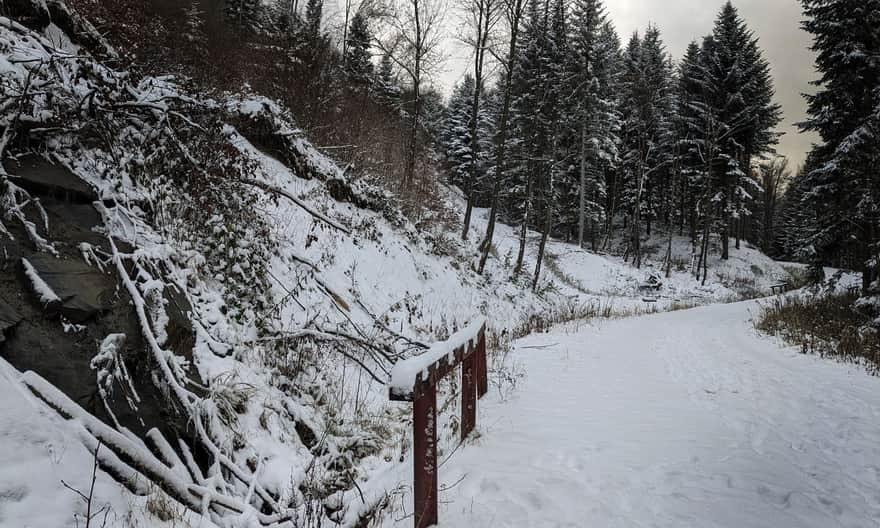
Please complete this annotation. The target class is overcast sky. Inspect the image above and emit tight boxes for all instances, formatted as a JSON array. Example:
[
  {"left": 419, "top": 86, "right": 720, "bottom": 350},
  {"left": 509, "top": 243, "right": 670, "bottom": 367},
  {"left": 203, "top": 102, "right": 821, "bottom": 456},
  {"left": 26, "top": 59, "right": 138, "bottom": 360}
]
[{"left": 437, "top": 0, "right": 819, "bottom": 168}]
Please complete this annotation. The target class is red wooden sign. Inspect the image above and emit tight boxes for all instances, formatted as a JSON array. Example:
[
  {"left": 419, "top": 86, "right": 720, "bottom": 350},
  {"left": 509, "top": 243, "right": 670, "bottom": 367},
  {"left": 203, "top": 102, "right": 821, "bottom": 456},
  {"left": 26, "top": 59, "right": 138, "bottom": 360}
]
[{"left": 390, "top": 322, "right": 488, "bottom": 528}]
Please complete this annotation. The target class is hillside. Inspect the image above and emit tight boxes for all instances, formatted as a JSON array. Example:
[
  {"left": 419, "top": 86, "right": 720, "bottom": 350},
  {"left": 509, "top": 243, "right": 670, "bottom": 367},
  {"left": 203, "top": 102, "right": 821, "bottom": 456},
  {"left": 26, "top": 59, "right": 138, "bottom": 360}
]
[{"left": 0, "top": 4, "right": 808, "bottom": 528}]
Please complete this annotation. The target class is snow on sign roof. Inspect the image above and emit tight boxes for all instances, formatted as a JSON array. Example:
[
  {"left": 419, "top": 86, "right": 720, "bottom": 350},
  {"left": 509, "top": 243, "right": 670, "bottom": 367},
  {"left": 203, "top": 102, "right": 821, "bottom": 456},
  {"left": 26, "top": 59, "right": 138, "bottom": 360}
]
[{"left": 389, "top": 316, "right": 487, "bottom": 399}]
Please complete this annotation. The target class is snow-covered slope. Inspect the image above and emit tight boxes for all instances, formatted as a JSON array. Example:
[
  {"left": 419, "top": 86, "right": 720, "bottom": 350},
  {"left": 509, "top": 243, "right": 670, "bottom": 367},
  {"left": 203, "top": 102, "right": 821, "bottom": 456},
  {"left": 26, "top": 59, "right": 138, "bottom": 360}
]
[
  {"left": 0, "top": 6, "right": 806, "bottom": 528},
  {"left": 0, "top": 357, "right": 223, "bottom": 528}
]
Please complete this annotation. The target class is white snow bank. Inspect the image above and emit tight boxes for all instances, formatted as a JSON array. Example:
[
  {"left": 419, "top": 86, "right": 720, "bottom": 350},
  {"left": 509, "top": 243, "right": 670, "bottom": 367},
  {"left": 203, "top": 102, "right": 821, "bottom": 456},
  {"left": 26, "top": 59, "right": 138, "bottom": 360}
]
[{"left": 389, "top": 316, "right": 487, "bottom": 398}]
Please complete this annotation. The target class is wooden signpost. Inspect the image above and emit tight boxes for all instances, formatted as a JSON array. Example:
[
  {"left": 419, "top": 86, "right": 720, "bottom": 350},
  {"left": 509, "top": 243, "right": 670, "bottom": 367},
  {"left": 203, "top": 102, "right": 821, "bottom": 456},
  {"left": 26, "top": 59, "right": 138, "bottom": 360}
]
[{"left": 389, "top": 321, "right": 488, "bottom": 528}]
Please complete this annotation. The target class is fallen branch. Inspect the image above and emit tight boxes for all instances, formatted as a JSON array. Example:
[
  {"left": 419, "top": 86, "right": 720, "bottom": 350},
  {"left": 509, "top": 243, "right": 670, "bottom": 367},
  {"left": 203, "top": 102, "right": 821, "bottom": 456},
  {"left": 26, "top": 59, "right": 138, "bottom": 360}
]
[
  {"left": 108, "top": 238, "right": 288, "bottom": 520},
  {"left": 243, "top": 178, "right": 351, "bottom": 234}
]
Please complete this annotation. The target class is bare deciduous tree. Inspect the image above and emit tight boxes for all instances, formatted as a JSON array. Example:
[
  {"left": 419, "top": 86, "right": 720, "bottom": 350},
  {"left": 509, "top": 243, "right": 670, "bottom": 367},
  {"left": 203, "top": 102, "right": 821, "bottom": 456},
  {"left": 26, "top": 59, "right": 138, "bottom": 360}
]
[
  {"left": 476, "top": 0, "right": 526, "bottom": 273},
  {"left": 458, "top": 0, "right": 502, "bottom": 240},
  {"left": 757, "top": 156, "right": 790, "bottom": 254},
  {"left": 375, "top": 0, "right": 447, "bottom": 192}
]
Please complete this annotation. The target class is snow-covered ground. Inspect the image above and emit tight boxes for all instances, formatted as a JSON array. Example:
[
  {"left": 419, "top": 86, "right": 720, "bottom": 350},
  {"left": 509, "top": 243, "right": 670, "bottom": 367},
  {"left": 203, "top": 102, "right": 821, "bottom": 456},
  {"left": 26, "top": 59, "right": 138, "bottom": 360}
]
[
  {"left": 0, "top": 14, "right": 831, "bottom": 528},
  {"left": 375, "top": 300, "right": 880, "bottom": 527},
  {"left": 0, "top": 358, "right": 220, "bottom": 528}
]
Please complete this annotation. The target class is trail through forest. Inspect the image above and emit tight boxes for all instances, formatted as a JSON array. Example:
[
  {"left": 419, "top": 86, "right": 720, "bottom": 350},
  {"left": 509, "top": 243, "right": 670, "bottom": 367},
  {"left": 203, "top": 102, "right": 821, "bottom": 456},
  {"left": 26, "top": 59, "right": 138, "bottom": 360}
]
[{"left": 387, "top": 301, "right": 880, "bottom": 527}]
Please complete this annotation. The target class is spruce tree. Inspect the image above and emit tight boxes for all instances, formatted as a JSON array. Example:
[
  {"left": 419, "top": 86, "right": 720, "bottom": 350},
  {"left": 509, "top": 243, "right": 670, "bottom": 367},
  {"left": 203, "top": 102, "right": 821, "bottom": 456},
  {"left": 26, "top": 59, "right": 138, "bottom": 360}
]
[
  {"left": 508, "top": 0, "right": 548, "bottom": 274},
  {"left": 701, "top": 2, "right": 782, "bottom": 259},
  {"left": 567, "top": 0, "right": 606, "bottom": 249},
  {"left": 442, "top": 75, "right": 479, "bottom": 190},
  {"left": 225, "top": 0, "right": 261, "bottom": 29},
  {"left": 304, "top": 0, "right": 324, "bottom": 44},
  {"left": 375, "top": 53, "right": 401, "bottom": 106},
  {"left": 594, "top": 20, "right": 623, "bottom": 248},
  {"left": 532, "top": 0, "right": 569, "bottom": 289},
  {"left": 618, "top": 27, "right": 673, "bottom": 267},
  {"left": 345, "top": 12, "right": 373, "bottom": 86},
  {"left": 184, "top": 3, "right": 209, "bottom": 61},
  {"left": 799, "top": 0, "right": 880, "bottom": 295}
]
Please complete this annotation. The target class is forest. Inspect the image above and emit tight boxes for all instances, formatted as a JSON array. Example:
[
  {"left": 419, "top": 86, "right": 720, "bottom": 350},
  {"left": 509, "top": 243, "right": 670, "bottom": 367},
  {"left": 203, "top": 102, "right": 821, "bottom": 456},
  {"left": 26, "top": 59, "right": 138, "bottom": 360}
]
[
  {"left": 0, "top": 0, "right": 879, "bottom": 527},
  {"left": 61, "top": 0, "right": 876, "bottom": 297}
]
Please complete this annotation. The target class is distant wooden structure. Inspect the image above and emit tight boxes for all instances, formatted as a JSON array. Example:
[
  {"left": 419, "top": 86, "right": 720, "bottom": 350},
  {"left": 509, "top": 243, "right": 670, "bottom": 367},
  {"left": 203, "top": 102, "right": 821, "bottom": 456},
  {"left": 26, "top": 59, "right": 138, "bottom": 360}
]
[{"left": 771, "top": 283, "right": 789, "bottom": 295}]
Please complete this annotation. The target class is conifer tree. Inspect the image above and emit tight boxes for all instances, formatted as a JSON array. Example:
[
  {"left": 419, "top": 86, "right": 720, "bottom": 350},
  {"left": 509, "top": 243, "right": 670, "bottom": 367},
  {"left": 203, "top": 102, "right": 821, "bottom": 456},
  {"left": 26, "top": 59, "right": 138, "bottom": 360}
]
[
  {"left": 477, "top": 0, "right": 528, "bottom": 274},
  {"left": 567, "top": 0, "right": 606, "bottom": 249},
  {"left": 375, "top": 53, "right": 401, "bottom": 105},
  {"left": 225, "top": 0, "right": 261, "bottom": 29},
  {"left": 441, "top": 75, "right": 479, "bottom": 189},
  {"left": 345, "top": 11, "right": 374, "bottom": 86},
  {"left": 304, "top": 0, "right": 324, "bottom": 43},
  {"left": 799, "top": 0, "right": 880, "bottom": 295},
  {"left": 508, "top": 0, "right": 549, "bottom": 274},
  {"left": 701, "top": 2, "right": 782, "bottom": 259},
  {"left": 618, "top": 26, "right": 672, "bottom": 268},
  {"left": 184, "top": 3, "right": 209, "bottom": 61},
  {"left": 532, "top": 0, "right": 569, "bottom": 290}
]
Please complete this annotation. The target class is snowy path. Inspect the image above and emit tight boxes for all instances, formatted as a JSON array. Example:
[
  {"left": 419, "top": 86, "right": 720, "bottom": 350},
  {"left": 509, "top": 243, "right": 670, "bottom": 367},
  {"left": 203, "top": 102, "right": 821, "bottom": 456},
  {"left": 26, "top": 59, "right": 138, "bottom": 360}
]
[{"left": 392, "top": 300, "right": 880, "bottom": 528}]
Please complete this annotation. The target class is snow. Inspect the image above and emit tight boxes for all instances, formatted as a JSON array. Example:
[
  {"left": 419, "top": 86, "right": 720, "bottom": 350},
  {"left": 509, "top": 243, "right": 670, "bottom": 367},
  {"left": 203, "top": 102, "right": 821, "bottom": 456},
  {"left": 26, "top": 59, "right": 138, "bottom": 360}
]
[
  {"left": 0, "top": 359, "right": 222, "bottom": 528},
  {"left": 0, "top": 14, "right": 844, "bottom": 528},
  {"left": 20, "top": 257, "right": 60, "bottom": 304},
  {"left": 389, "top": 316, "right": 486, "bottom": 399},
  {"left": 375, "top": 301, "right": 880, "bottom": 527}
]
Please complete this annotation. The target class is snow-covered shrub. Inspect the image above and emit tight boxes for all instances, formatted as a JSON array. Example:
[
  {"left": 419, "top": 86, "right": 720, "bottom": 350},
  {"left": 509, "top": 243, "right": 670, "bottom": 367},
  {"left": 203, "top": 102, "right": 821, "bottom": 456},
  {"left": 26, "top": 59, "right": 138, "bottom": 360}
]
[{"left": 143, "top": 120, "right": 276, "bottom": 328}]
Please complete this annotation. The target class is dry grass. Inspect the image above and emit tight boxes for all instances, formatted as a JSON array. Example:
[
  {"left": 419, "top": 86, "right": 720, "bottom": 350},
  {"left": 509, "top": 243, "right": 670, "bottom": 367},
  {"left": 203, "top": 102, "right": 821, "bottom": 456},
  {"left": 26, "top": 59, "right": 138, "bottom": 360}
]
[{"left": 756, "top": 293, "right": 880, "bottom": 374}]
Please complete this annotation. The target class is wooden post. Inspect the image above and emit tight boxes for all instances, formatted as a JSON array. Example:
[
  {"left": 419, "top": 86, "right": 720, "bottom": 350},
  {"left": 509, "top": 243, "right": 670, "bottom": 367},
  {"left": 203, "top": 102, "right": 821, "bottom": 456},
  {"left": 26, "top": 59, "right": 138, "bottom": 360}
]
[
  {"left": 390, "top": 320, "right": 490, "bottom": 528},
  {"left": 461, "top": 344, "right": 476, "bottom": 441},
  {"left": 476, "top": 326, "right": 488, "bottom": 398},
  {"left": 413, "top": 387, "right": 438, "bottom": 528}
]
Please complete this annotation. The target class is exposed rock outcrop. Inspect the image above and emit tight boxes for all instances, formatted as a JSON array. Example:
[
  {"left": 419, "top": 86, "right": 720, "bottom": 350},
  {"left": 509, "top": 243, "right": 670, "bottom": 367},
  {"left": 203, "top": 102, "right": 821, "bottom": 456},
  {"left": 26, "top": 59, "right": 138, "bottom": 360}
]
[{"left": 0, "top": 156, "right": 193, "bottom": 441}]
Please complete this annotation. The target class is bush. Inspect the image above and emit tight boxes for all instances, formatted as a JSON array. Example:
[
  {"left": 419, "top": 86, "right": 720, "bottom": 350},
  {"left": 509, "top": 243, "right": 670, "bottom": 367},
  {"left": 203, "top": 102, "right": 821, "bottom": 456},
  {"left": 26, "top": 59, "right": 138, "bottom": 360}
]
[{"left": 756, "top": 292, "right": 880, "bottom": 374}]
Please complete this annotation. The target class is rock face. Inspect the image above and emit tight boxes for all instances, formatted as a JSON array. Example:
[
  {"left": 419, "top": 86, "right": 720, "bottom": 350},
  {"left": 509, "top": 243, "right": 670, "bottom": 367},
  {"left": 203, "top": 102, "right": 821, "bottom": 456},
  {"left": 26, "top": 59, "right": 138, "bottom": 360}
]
[
  {"left": 1, "top": 156, "right": 194, "bottom": 441},
  {"left": 0, "top": 300, "right": 22, "bottom": 344},
  {"left": 6, "top": 155, "right": 98, "bottom": 203},
  {"left": 23, "top": 254, "right": 117, "bottom": 323}
]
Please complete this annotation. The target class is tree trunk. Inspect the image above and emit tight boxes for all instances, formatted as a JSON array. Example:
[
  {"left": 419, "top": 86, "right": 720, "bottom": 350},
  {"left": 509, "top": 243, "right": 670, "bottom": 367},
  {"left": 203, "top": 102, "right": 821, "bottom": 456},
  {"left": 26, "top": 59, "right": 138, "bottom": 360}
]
[
  {"left": 533, "top": 196, "right": 552, "bottom": 291},
  {"left": 735, "top": 217, "right": 741, "bottom": 250},
  {"left": 721, "top": 224, "right": 729, "bottom": 260},
  {"left": 404, "top": 81, "right": 420, "bottom": 192},
  {"left": 403, "top": 2, "right": 423, "bottom": 194},
  {"left": 632, "top": 155, "right": 644, "bottom": 269},
  {"left": 700, "top": 218, "right": 711, "bottom": 285},
  {"left": 478, "top": 0, "right": 521, "bottom": 274},
  {"left": 462, "top": 4, "right": 490, "bottom": 241},
  {"left": 578, "top": 124, "right": 587, "bottom": 249},
  {"left": 603, "top": 169, "right": 617, "bottom": 251},
  {"left": 514, "top": 173, "right": 532, "bottom": 276},
  {"left": 864, "top": 222, "right": 875, "bottom": 294}
]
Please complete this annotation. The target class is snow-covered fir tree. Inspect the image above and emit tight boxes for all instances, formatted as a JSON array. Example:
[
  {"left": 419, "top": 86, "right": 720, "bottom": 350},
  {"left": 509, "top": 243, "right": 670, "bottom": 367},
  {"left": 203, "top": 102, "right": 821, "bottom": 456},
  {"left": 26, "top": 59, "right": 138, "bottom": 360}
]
[
  {"left": 565, "top": 0, "right": 610, "bottom": 249},
  {"left": 345, "top": 11, "right": 373, "bottom": 86},
  {"left": 441, "top": 75, "right": 479, "bottom": 190},
  {"left": 618, "top": 26, "right": 673, "bottom": 267},
  {"left": 798, "top": 0, "right": 880, "bottom": 299}
]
